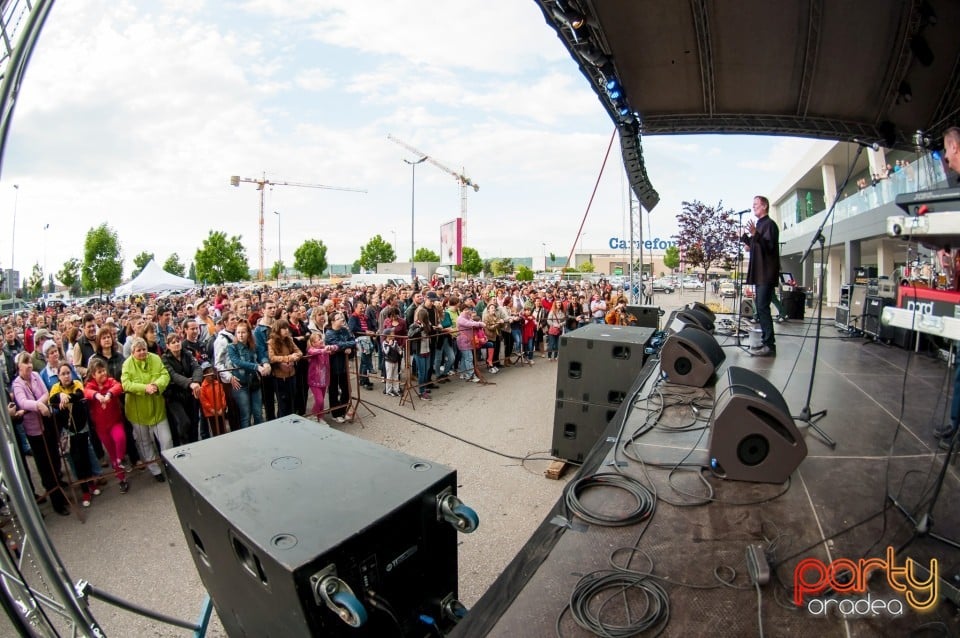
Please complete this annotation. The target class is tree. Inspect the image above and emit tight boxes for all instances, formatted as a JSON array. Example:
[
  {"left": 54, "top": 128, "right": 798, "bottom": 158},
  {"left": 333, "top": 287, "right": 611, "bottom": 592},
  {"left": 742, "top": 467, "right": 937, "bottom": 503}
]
[
  {"left": 82, "top": 224, "right": 123, "bottom": 296},
  {"left": 188, "top": 262, "right": 196, "bottom": 281},
  {"left": 58, "top": 258, "right": 82, "bottom": 295},
  {"left": 293, "top": 239, "right": 328, "bottom": 283},
  {"left": 673, "top": 200, "right": 740, "bottom": 300},
  {"left": 456, "top": 247, "right": 483, "bottom": 276},
  {"left": 47, "top": 274, "right": 55, "bottom": 294},
  {"left": 663, "top": 245, "right": 681, "bottom": 271},
  {"left": 351, "top": 259, "right": 362, "bottom": 275},
  {"left": 132, "top": 251, "right": 155, "bottom": 278},
  {"left": 26, "top": 264, "right": 44, "bottom": 298},
  {"left": 491, "top": 258, "right": 513, "bottom": 276},
  {"left": 578, "top": 261, "right": 595, "bottom": 273},
  {"left": 270, "top": 260, "right": 286, "bottom": 281},
  {"left": 414, "top": 247, "right": 440, "bottom": 262},
  {"left": 163, "top": 253, "right": 186, "bottom": 277},
  {"left": 194, "top": 231, "right": 249, "bottom": 284},
  {"left": 358, "top": 235, "right": 396, "bottom": 271},
  {"left": 549, "top": 252, "right": 557, "bottom": 263},
  {"left": 515, "top": 265, "right": 534, "bottom": 281}
]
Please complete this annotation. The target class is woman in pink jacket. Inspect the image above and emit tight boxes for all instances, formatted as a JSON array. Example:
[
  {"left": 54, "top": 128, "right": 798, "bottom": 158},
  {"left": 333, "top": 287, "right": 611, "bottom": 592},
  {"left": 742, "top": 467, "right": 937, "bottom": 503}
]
[
  {"left": 84, "top": 358, "right": 129, "bottom": 493},
  {"left": 456, "top": 305, "right": 486, "bottom": 383}
]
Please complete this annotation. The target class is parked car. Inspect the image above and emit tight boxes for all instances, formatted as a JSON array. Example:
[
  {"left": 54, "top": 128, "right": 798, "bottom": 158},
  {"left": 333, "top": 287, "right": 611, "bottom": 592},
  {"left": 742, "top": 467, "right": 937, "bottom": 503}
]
[
  {"left": 682, "top": 278, "right": 704, "bottom": 289},
  {"left": 719, "top": 281, "right": 737, "bottom": 298},
  {"left": 651, "top": 279, "right": 675, "bottom": 293}
]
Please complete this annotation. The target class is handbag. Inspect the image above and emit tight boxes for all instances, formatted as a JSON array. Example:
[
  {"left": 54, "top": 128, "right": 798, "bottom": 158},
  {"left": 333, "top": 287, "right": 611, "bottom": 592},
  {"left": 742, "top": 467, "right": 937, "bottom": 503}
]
[{"left": 548, "top": 325, "right": 562, "bottom": 336}]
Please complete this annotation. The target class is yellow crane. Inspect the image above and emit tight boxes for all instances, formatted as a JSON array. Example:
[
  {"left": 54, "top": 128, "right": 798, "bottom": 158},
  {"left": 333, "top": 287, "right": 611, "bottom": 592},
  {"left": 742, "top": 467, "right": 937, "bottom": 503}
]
[
  {"left": 230, "top": 173, "right": 365, "bottom": 281},
  {"left": 386, "top": 134, "right": 479, "bottom": 249}
]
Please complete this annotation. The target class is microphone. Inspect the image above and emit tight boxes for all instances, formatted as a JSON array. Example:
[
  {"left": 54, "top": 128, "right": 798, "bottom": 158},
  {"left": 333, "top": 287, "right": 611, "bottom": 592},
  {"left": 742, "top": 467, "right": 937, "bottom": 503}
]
[
  {"left": 852, "top": 138, "right": 880, "bottom": 151},
  {"left": 729, "top": 209, "right": 750, "bottom": 217}
]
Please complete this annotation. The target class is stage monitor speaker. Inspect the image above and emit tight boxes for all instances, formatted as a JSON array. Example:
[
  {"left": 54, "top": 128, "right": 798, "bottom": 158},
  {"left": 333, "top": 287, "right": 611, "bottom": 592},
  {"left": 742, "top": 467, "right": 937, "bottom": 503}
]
[
  {"left": 685, "top": 302, "right": 715, "bottom": 322},
  {"left": 708, "top": 367, "right": 807, "bottom": 484},
  {"left": 660, "top": 326, "right": 725, "bottom": 387},
  {"left": 163, "top": 416, "right": 465, "bottom": 637},
  {"left": 783, "top": 289, "right": 806, "bottom": 320},
  {"left": 835, "top": 305, "right": 849, "bottom": 329},
  {"left": 670, "top": 307, "right": 714, "bottom": 333},
  {"left": 740, "top": 298, "right": 756, "bottom": 319},
  {"left": 624, "top": 305, "right": 660, "bottom": 329}
]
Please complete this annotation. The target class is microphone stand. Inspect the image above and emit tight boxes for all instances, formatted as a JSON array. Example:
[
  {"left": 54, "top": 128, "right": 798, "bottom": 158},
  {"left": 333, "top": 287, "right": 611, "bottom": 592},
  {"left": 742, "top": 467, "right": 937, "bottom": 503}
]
[
  {"left": 732, "top": 209, "right": 753, "bottom": 352},
  {"left": 793, "top": 143, "right": 868, "bottom": 449}
]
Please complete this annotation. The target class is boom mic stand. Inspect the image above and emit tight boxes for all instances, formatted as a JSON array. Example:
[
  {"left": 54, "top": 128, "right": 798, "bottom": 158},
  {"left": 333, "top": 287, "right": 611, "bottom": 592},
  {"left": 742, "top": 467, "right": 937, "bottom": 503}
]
[
  {"left": 727, "top": 209, "right": 752, "bottom": 350},
  {"left": 793, "top": 143, "right": 869, "bottom": 448}
]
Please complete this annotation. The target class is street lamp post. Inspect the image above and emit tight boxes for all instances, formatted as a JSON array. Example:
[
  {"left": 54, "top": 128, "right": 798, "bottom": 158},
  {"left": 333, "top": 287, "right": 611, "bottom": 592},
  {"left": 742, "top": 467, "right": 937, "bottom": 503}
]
[
  {"left": 43, "top": 223, "right": 49, "bottom": 289},
  {"left": 404, "top": 156, "right": 428, "bottom": 284},
  {"left": 391, "top": 230, "right": 397, "bottom": 258},
  {"left": 274, "top": 210, "right": 281, "bottom": 286},
  {"left": 542, "top": 242, "right": 547, "bottom": 271},
  {"left": 9, "top": 184, "right": 18, "bottom": 293}
]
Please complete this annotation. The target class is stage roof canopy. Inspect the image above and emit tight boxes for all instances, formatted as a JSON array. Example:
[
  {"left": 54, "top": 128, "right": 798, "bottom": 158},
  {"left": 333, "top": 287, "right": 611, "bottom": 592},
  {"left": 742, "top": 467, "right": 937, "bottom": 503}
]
[{"left": 535, "top": 0, "right": 960, "bottom": 209}]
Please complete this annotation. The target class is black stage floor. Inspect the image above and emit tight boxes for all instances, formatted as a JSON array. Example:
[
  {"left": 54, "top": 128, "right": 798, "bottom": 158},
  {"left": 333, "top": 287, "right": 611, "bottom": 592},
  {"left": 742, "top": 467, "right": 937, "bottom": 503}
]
[{"left": 452, "top": 313, "right": 960, "bottom": 638}]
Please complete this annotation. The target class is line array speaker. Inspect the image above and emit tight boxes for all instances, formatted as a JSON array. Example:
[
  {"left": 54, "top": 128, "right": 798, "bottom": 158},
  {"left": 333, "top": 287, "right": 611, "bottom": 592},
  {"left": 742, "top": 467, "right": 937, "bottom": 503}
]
[
  {"left": 659, "top": 326, "right": 725, "bottom": 387},
  {"left": 707, "top": 367, "right": 807, "bottom": 483}
]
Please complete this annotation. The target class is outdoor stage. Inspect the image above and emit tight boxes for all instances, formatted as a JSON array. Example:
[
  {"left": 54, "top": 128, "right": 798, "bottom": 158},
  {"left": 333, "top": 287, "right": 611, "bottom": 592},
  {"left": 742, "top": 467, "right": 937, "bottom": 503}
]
[{"left": 451, "top": 313, "right": 960, "bottom": 637}]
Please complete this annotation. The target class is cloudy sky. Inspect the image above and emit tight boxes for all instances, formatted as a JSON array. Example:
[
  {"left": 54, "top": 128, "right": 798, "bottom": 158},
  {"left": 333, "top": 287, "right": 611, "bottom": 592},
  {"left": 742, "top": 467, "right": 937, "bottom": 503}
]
[{"left": 2, "top": 0, "right": 816, "bottom": 283}]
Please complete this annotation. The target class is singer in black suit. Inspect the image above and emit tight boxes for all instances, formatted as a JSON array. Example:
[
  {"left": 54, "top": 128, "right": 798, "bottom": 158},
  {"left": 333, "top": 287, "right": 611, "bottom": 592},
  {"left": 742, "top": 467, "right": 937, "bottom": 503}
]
[{"left": 741, "top": 195, "right": 780, "bottom": 357}]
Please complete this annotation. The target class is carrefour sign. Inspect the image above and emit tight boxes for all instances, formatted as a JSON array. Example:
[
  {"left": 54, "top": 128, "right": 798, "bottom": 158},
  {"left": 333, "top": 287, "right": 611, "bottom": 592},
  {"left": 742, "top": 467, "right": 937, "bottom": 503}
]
[{"left": 609, "top": 237, "right": 676, "bottom": 250}]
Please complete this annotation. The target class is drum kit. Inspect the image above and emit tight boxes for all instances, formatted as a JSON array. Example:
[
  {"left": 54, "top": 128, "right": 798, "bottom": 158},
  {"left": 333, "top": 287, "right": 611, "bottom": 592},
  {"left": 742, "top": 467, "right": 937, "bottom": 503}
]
[{"left": 899, "top": 247, "right": 959, "bottom": 291}]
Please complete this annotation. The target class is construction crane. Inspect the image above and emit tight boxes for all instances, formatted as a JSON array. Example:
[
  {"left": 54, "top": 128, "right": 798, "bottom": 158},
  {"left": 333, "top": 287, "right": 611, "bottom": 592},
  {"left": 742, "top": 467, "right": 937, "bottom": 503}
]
[
  {"left": 386, "top": 134, "right": 479, "bottom": 249},
  {"left": 230, "top": 173, "right": 366, "bottom": 281}
]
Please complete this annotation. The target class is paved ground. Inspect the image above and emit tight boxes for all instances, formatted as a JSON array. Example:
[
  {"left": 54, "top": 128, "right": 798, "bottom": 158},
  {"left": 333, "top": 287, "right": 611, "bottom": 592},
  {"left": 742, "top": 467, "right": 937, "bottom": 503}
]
[{"left": 2, "top": 288, "right": 729, "bottom": 636}]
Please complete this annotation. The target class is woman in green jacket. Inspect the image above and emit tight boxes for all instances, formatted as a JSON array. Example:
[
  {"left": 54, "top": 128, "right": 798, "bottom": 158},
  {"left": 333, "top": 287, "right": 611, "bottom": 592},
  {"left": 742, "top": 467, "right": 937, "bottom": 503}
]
[{"left": 121, "top": 336, "right": 172, "bottom": 482}]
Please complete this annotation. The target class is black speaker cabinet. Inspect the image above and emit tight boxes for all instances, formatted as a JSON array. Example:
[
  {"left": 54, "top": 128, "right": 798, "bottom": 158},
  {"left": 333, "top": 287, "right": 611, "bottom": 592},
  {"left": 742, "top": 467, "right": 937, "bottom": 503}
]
[
  {"left": 782, "top": 289, "right": 806, "bottom": 320},
  {"left": 740, "top": 298, "right": 756, "bottom": 318},
  {"left": 163, "top": 416, "right": 464, "bottom": 637},
  {"left": 660, "top": 326, "right": 725, "bottom": 387},
  {"left": 835, "top": 305, "right": 850, "bottom": 329},
  {"left": 865, "top": 295, "right": 893, "bottom": 319},
  {"left": 551, "top": 399, "right": 620, "bottom": 463},
  {"left": 553, "top": 324, "right": 654, "bottom": 462},
  {"left": 708, "top": 367, "right": 807, "bottom": 484},
  {"left": 624, "top": 305, "right": 660, "bottom": 329},
  {"left": 685, "top": 302, "right": 716, "bottom": 322}
]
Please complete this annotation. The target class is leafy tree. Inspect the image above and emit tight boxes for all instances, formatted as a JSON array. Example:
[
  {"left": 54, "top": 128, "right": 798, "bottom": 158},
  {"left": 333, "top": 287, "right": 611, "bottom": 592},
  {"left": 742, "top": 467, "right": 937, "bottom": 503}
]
[
  {"left": 163, "top": 253, "right": 186, "bottom": 277},
  {"left": 549, "top": 252, "right": 557, "bottom": 263},
  {"left": 351, "top": 259, "right": 362, "bottom": 275},
  {"left": 663, "top": 245, "right": 681, "bottom": 271},
  {"left": 482, "top": 259, "right": 494, "bottom": 275},
  {"left": 456, "top": 247, "right": 483, "bottom": 276},
  {"left": 414, "top": 247, "right": 440, "bottom": 262},
  {"left": 294, "top": 239, "right": 329, "bottom": 283},
  {"left": 578, "top": 261, "right": 595, "bottom": 273},
  {"left": 194, "top": 231, "right": 249, "bottom": 284},
  {"left": 515, "top": 265, "right": 534, "bottom": 281},
  {"left": 58, "top": 258, "right": 82, "bottom": 295},
  {"left": 132, "top": 251, "right": 155, "bottom": 278},
  {"left": 673, "top": 200, "right": 740, "bottom": 285},
  {"left": 26, "top": 264, "right": 44, "bottom": 298},
  {"left": 82, "top": 224, "right": 123, "bottom": 295},
  {"left": 491, "top": 258, "right": 513, "bottom": 276},
  {"left": 270, "top": 260, "right": 285, "bottom": 281},
  {"left": 47, "top": 274, "right": 55, "bottom": 294},
  {"left": 358, "top": 235, "right": 396, "bottom": 271},
  {"left": 188, "top": 262, "right": 197, "bottom": 281}
]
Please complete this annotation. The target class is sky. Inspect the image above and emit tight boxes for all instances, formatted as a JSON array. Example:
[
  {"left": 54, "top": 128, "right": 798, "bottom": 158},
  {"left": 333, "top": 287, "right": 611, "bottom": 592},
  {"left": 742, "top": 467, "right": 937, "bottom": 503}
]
[{"left": 1, "top": 0, "right": 818, "bottom": 284}]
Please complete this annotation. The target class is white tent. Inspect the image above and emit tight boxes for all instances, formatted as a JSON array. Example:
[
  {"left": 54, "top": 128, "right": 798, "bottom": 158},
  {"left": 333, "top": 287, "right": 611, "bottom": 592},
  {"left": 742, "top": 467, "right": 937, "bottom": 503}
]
[{"left": 114, "top": 259, "right": 194, "bottom": 297}]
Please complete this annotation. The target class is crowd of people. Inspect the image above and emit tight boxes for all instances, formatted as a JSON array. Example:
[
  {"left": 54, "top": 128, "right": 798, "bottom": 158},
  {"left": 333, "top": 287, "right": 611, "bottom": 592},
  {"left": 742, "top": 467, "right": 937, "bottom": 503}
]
[{"left": 2, "top": 276, "right": 638, "bottom": 514}]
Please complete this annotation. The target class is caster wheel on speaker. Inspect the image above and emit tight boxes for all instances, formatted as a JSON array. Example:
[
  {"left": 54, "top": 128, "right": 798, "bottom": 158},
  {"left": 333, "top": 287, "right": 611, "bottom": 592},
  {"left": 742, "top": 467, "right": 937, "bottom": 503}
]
[
  {"left": 332, "top": 591, "right": 368, "bottom": 628},
  {"left": 451, "top": 504, "right": 479, "bottom": 533}
]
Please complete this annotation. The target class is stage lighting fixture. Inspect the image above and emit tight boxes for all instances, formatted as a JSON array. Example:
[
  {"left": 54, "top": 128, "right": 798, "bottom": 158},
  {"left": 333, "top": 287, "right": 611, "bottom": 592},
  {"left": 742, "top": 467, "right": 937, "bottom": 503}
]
[
  {"left": 551, "top": 6, "right": 586, "bottom": 31},
  {"left": 898, "top": 81, "right": 912, "bottom": 103},
  {"left": 578, "top": 44, "right": 609, "bottom": 67}
]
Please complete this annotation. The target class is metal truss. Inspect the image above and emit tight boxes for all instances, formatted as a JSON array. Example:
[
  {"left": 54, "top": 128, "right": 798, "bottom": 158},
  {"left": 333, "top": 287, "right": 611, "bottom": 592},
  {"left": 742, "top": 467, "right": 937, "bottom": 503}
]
[{"left": 795, "top": 0, "right": 822, "bottom": 118}]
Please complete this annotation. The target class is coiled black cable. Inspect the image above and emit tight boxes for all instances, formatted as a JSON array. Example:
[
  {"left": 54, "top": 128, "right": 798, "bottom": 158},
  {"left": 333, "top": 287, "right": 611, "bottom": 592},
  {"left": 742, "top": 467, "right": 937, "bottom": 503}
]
[
  {"left": 563, "top": 570, "right": 669, "bottom": 638},
  {"left": 564, "top": 472, "right": 655, "bottom": 527}
]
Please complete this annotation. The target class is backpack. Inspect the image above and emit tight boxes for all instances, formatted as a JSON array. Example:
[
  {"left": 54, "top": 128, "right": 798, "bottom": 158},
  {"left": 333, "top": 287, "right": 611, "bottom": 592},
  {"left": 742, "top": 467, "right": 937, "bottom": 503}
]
[{"left": 199, "top": 374, "right": 226, "bottom": 417}]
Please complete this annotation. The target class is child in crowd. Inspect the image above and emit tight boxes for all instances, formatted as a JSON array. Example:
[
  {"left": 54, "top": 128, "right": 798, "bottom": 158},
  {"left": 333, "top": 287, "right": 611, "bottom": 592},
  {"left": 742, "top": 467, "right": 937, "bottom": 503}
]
[
  {"left": 84, "top": 359, "right": 129, "bottom": 493},
  {"left": 381, "top": 329, "right": 402, "bottom": 397},
  {"left": 306, "top": 332, "right": 332, "bottom": 417},
  {"left": 49, "top": 363, "right": 100, "bottom": 506},
  {"left": 521, "top": 305, "right": 537, "bottom": 364}
]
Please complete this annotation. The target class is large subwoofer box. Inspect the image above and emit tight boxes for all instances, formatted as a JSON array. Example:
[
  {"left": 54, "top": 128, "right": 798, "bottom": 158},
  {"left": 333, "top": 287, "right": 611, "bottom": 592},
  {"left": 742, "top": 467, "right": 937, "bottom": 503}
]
[
  {"left": 660, "top": 326, "right": 725, "bottom": 387},
  {"left": 708, "top": 367, "right": 807, "bottom": 483},
  {"left": 552, "top": 324, "right": 654, "bottom": 462},
  {"left": 163, "top": 416, "right": 464, "bottom": 637}
]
